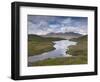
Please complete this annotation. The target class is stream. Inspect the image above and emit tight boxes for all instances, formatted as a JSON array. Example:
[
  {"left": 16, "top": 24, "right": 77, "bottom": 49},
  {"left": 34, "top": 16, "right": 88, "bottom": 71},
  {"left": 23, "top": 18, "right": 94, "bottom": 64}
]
[{"left": 28, "top": 40, "right": 77, "bottom": 63}]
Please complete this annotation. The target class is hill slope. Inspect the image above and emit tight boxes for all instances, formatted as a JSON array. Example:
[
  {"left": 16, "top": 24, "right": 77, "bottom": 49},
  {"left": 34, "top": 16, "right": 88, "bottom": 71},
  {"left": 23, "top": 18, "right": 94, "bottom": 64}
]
[
  {"left": 67, "top": 35, "right": 88, "bottom": 56},
  {"left": 28, "top": 34, "right": 64, "bottom": 56},
  {"left": 30, "top": 35, "right": 88, "bottom": 66}
]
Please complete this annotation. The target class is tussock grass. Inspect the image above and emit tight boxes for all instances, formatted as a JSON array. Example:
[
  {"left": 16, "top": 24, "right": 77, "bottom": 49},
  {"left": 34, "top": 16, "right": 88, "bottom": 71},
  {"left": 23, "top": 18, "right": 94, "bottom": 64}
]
[
  {"left": 31, "top": 56, "right": 87, "bottom": 66},
  {"left": 28, "top": 35, "right": 88, "bottom": 66},
  {"left": 28, "top": 34, "right": 64, "bottom": 56}
]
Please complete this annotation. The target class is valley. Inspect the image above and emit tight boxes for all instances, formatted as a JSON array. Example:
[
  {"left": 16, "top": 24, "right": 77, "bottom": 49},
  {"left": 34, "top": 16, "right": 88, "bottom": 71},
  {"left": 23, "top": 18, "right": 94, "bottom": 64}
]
[{"left": 28, "top": 33, "right": 87, "bottom": 66}]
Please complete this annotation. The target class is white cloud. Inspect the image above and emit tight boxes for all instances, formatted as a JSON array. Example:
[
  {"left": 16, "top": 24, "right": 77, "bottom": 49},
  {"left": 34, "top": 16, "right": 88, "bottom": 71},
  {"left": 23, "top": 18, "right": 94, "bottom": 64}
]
[
  {"left": 28, "top": 16, "right": 87, "bottom": 35},
  {"left": 61, "top": 18, "right": 72, "bottom": 24}
]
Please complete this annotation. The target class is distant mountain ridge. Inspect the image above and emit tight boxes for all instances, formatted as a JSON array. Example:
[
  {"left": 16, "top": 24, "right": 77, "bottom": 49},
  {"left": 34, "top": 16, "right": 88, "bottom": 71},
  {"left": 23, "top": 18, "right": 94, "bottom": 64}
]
[{"left": 42, "top": 32, "right": 83, "bottom": 39}]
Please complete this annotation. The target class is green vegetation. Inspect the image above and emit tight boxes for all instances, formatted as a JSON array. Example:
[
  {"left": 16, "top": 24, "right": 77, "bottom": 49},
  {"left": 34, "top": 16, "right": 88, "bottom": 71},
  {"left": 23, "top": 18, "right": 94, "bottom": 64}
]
[
  {"left": 67, "top": 35, "right": 88, "bottom": 56},
  {"left": 29, "top": 35, "right": 88, "bottom": 66},
  {"left": 66, "top": 35, "right": 88, "bottom": 64},
  {"left": 28, "top": 34, "right": 64, "bottom": 56},
  {"left": 31, "top": 56, "right": 87, "bottom": 66}
]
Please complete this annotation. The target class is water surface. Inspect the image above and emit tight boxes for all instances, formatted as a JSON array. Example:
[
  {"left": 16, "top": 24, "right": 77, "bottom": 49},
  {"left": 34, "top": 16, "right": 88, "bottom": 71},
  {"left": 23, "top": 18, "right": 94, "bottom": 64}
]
[{"left": 28, "top": 40, "right": 77, "bottom": 63}]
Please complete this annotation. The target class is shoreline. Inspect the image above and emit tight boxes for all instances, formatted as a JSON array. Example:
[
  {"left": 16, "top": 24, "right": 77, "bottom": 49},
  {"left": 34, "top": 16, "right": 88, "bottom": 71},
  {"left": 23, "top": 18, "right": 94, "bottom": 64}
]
[
  {"left": 28, "top": 39, "right": 77, "bottom": 66},
  {"left": 28, "top": 35, "right": 88, "bottom": 66},
  {"left": 28, "top": 35, "right": 65, "bottom": 56}
]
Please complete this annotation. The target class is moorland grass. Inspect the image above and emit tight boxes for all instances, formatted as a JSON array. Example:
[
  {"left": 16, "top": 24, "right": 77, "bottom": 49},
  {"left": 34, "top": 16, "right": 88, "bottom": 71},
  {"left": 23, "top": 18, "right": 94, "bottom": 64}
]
[
  {"left": 31, "top": 56, "right": 87, "bottom": 66},
  {"left": 29, "top": 35, "right": 88, "bottom": 66},
  {"left": 28, "top": 35, "right": 64, "bottom": 56},
  {"left": 67, "top": 35, "right": 88, "bottom": 56}
]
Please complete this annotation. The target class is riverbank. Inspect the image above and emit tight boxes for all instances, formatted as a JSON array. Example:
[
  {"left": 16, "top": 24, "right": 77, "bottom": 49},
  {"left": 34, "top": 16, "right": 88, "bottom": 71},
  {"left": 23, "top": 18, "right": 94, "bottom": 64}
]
[
  {"left": 67, "top": 35, "right": 88, "bottom": 64},
  {"left": 28, "top": 40, "right": 76, "bottom": 65},
  {"left": 30, "top": 56, "right": 87, "bottom": 66},
  {"left": 29, "top": 35, "right": 88, "bottom": 66},
  {"left": 28, "top": 34, "right": 65, "bottom": 56},
  {"left": 67, "top": 35, "right": 87, "bottom": 56}
]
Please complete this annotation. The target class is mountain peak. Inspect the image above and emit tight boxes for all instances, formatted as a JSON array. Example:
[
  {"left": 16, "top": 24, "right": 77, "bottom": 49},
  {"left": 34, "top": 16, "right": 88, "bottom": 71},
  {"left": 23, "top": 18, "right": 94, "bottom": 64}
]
[{"left": 47, "top": 32, "right": 82, "bottom": 36}]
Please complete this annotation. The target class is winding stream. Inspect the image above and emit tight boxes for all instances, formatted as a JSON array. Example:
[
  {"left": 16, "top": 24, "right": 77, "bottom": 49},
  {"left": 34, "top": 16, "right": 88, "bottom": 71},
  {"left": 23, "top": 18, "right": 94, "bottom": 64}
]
[{"left": 28, "top": 40, "right": 77, "bottom": 63}]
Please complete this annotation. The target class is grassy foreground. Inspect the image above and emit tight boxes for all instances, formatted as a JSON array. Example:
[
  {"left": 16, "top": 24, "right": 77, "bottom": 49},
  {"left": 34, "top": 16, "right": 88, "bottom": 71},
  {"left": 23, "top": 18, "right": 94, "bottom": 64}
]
[
  {"left": 28, "top": 34, "right": 64, "bottom": 56},
  {"left": 29, "top": 35, "right": 88, "bottom": 66},
  {"left": 31, "top": 56, "right": 87, "bottom": 66}
]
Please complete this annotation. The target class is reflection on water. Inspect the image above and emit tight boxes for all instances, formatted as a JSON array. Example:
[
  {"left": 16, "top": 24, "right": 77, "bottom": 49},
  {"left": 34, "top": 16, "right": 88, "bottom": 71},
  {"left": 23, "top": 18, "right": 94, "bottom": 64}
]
[{"left": 28, "top": 40, "right": 77, "bottom": 63}]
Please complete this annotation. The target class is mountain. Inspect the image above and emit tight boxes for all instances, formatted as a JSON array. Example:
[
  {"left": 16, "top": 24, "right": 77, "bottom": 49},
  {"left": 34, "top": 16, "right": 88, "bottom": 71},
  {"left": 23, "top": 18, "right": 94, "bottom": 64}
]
[
  {"left": 70, "top": 35, "right": 87, "bottom": 41},
  {"left": 28, "top": 34, "right": 45, "bottom": 41},
  {"left": 42, "top": 32, "right": 83, "bottom": 39},
  {"left": 47, "top": 32, "right": 82, "bottom": 36},
  {"left": 28, "top": 34, "right": 65, "bottom": 42}
]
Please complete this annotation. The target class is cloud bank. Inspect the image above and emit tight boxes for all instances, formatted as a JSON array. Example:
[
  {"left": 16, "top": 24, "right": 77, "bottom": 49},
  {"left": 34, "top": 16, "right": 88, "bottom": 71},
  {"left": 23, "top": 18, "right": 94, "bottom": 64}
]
[{"left": 28, "top": 15, "right": 88, "bottom": 35}]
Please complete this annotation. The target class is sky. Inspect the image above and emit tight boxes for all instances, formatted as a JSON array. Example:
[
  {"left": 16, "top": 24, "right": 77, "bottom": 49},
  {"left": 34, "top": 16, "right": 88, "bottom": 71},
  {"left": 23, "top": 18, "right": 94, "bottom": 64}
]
[{"left": 28, "top": 15, "right": 88, "bottom": 35}]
